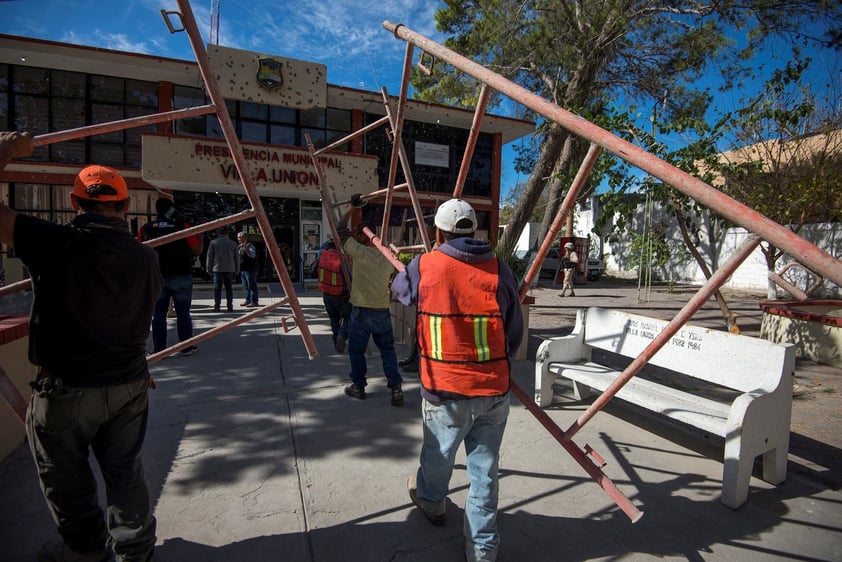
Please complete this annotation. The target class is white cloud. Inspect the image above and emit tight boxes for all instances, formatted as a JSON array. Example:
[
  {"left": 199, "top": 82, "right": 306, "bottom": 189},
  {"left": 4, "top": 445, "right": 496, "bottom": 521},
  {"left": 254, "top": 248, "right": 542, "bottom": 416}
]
[{"left": 62, "top": 30, "right": 152, "bottom": 54}]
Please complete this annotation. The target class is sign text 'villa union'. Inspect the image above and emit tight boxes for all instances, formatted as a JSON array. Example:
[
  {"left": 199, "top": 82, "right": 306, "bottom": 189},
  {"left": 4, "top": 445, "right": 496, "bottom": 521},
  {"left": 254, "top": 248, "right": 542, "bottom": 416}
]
[{"left": 194, "top": 142, "right": 341, "bottom": 187}]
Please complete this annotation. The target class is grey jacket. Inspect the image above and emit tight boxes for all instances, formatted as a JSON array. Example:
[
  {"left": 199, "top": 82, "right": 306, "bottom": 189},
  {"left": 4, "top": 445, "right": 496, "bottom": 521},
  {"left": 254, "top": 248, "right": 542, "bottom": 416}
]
[{"left": 206, "top": 235, "right": 239, "bottom": 274}]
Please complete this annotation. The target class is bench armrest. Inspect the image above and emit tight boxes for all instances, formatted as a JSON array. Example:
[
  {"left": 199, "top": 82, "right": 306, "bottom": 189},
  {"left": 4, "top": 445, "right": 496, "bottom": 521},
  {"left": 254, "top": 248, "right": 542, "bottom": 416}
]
[{"left": 534, "top": 309, "right": 590, "bottom": 407}]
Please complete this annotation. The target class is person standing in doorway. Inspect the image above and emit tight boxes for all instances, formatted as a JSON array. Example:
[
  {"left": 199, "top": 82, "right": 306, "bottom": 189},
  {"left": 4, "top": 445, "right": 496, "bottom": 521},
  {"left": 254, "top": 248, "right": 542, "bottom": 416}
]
[
  {"left": 336, "top": 203, "right": 403, "bottom": 406},
  {"left": 206, "top": 227, "right": 239, "bottom": 312},
  {"left": 237, "top": 231, "right": 260, "bottom": 308},
  {"left": 559, "top": 241, "right": 579, "bottom": 297},
  {"left": 391, "top": 198, "right": 523, "bottom": 562},
  {"left": 139, "top": 197, "right": 203, "bottom": 356},
  {"left": 0, "top": 131, "right": 162, "bottom": 562}
]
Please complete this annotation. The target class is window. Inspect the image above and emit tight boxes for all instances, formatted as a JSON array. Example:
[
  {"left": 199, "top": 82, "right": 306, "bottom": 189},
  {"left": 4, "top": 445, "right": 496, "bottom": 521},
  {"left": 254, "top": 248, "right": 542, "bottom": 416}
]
[
  {"left": 363, "top": 113, "right": 494, "bottom": 197},
  {"left": 8, "top": 65, "right": 157, "bottom": 166}
]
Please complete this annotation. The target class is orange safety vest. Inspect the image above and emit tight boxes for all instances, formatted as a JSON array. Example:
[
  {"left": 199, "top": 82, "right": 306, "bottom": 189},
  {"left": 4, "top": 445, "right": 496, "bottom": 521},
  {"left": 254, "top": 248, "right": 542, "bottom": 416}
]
[
  {"left": 416, "top": 251, "right": 510, "bottom": 396},
  {"left": 317, "top": 248, "right": 345, "bottom": 296}
]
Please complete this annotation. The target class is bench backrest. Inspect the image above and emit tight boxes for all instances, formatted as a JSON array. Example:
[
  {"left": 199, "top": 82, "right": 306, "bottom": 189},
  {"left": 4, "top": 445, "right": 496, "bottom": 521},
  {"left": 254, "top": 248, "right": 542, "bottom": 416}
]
[{"left": 581, "top": 307, "right": 793, "bottom": 393}]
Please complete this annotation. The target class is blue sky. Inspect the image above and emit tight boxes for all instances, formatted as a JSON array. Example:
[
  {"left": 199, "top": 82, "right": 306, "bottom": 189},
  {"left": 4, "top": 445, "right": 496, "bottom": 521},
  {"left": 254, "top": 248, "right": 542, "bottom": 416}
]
[
  {"left": 2, "top": 1, "right": 838, "bottom": 201},
  {"left": 1, "top": 1, "right": 542, "bottom": 191}
]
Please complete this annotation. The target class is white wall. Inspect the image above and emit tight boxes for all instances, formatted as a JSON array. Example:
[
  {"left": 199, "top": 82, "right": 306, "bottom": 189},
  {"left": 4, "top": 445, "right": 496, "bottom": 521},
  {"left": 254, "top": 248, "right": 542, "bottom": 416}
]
[{"left": 576, "top": 199, "right": 841, "bottom": 299}]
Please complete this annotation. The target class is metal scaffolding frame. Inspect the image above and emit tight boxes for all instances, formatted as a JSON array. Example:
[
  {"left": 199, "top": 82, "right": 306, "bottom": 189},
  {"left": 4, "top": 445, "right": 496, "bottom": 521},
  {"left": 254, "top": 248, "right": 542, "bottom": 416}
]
[
  {"left": 2, "top": 0, "right": 838, "bottom": 524},
  {"left": 345, "top": 20, "right": 842, "bottom": 522},
  {"left": 0, "top": 0, "right": 322, "bottom": 382}
]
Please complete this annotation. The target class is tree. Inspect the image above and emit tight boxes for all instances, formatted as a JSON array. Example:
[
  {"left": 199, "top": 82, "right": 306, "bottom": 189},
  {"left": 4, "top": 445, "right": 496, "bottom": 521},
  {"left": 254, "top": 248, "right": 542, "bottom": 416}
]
[
  {"left": 714, "top": 60, "right": 842, "bottom": 298},
  {"left": 413, "top": 1, "right": 841, "bottom": 262}
]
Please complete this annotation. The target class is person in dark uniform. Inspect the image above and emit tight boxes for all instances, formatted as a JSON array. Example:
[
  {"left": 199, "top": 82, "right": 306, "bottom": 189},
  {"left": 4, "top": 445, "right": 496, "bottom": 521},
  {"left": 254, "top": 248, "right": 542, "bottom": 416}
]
[
  {"left": 139, "top": 197, "right": 203, "bottom": 356},
  {"left": 237, "top": 231, "right": 260, "bottom": 307},
  {"left": 0, "top": 131, "right": 162, "bottom": 562}
]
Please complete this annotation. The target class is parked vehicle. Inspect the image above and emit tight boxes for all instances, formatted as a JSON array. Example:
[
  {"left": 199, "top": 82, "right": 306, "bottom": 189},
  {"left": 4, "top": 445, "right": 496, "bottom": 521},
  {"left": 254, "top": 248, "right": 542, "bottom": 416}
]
[{"left": 587, "top": 258, "right": 604, "bottom": 281}]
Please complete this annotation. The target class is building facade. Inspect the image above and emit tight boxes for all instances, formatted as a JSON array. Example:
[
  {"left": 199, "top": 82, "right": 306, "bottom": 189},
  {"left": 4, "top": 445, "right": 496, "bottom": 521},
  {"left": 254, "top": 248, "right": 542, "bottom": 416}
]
[{"left": 0, "top": 35, "right": 534, "bottom": 283}]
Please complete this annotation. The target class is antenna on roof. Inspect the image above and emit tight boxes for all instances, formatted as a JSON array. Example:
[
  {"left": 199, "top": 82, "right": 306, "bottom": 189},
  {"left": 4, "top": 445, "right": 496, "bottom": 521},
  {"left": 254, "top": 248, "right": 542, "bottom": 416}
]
[{"left": 210, "top": 0, "right": 221, "bottom": 45}]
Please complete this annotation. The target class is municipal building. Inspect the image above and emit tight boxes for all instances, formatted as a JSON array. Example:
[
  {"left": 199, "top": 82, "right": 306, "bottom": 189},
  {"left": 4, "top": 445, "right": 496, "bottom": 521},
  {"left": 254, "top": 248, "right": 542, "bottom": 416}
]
[{"left": 0, "top": 34, "right": 534, "bottom": 283}]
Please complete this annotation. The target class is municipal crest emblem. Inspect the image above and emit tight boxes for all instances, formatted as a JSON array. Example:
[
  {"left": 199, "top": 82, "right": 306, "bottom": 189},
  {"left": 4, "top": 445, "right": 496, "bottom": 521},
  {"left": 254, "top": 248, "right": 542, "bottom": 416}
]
[{"left": 256, "top": 58, "right": 283, "bottom": 90}]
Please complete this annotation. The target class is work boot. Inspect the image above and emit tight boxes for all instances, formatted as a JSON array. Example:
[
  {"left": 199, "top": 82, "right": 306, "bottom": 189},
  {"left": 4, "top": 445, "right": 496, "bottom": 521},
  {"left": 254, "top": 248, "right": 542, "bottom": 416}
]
[
  {"left": 390, "top": 384, "right": 404, "bottom": 406},
  {"left": 38, "top": 540, "right": 110, "bottom": 562},
  {"left": 407, "top": 474, "right": 445, "bottom": 526},
  {"left": 344, "top": 383, "right": 366, "bottom": 400}
]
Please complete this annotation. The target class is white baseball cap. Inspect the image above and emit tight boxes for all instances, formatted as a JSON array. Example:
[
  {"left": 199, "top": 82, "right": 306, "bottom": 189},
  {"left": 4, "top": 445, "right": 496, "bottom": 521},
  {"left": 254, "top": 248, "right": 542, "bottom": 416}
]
[{"left": 434, "top": 198, "right": 477, "bottom": 234}]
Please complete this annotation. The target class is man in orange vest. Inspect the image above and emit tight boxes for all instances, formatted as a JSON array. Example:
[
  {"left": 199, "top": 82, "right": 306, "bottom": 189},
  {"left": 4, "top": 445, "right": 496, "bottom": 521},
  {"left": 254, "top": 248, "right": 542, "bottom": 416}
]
[
  {"left": 315, "top": 238, "right": 351, "bottom": 353},
  {"left": 391, "top": 198, "right": 523, "bottom": 562}
]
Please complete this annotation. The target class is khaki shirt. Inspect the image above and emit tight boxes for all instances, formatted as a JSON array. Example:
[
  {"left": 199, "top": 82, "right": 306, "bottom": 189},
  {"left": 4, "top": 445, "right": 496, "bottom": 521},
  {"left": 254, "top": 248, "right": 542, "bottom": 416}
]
[{"left": 343, "top": 237, "right": 396, "bottom": 309}]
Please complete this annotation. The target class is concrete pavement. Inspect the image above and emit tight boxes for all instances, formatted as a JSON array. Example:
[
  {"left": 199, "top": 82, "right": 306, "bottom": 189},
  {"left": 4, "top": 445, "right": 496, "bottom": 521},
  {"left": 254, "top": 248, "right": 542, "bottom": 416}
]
[{"left": 1, "top": 286, "right": 840, "bottom": 561}]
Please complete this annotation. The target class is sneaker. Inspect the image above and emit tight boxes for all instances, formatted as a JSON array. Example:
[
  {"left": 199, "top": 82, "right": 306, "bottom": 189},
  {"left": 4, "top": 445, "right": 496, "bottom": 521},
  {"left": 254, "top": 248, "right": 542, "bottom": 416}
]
[
  {"left": 227, "top": 306, "right": 234, "bottom": 312},
  {"left": 245, "top": 302, "right": 259, "bottom": 308},
  {"left": 344, "top": 383, "right": 366, "bottom": 400},
  {"left": 334, "top": 334, "right": 346, "bottom": 353},
  {"left": 213, "top": 306, "right": 220, "bottom": 312},
  {"left": 390, "top": 384, "right": 404, "bottom": 406},
  {"left": 179, "top": 345, "right": 199, "bottom": 356},
  {"left": 407, "top": 475, "right": 445, "bottom": 526},
  {"left": 240, "top": 301, "right": 250, "bottom": 306},
  {"left": 38, "top": 540, "right": 110, "bottom": 562}
]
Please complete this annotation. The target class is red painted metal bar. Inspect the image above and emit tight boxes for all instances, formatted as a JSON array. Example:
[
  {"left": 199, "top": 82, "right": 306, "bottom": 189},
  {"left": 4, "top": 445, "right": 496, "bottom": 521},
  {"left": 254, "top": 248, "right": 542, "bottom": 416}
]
[
  {"left": 452, "top": 84, "right": 491, "bottom": 199},
  {"left": 330, "top": 184, "right": 409, "bottom": 208},
  {"left": 361, "top": 226, "right": 406, "bottom": 271},
  {"left": 0, "top": 279, "right": 30, "bottom": 299},
  {"left": 313, "top": 115, "right": 390, "bottom": 156},
  {"left": 147, "top": 298, "right": 289, "bottom": 363},
  {"left": 143, "top": 209, "right": 256, "bottom": 248},
  {"left": 519, "top": 144, "right": 602, "bottom": 300},
  {"left": 508, "top": 383, "right": 643, "bottom": 522},
  {"left": 383, "top": 21, "right": 842, "bottom": 288},
  {"left": 304, "top": 133, "right": 353, "bottom": 294},
  {"left": 380, "top": 43, "right": 415, "bottom": 241},
  {"left": 380, "top": 91, "right": 432, "bottom": 252},
  {"left": 0, "top": 205, "right": 256, "bottom": 302},
  {"left": 31, "top": 105, "right": 216, "bottom": 147},
  {"left": 564, "top": 234, "right": 762, "bottom": 439},
  {"left": 0, "top": 366, "right": 27, "bottom": 422},
  {"left": 360, "top": 229, "right": 644, "bottom": 522},
  {"left": 172, "top": 0, "right": 317, "bottom": 359}
]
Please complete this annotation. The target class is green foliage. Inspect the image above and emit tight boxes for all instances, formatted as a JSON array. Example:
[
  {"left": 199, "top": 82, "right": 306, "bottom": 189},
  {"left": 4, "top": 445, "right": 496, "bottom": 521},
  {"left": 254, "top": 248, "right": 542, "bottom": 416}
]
[
  {"left": 626, "top": 223, "right": 673, "bottom": 272},
  {"left": 712, "top": 54, "right": 842, "bottom": 233},
  {"left": 416, "top": 1, "right": 841, "bottom": 268}
]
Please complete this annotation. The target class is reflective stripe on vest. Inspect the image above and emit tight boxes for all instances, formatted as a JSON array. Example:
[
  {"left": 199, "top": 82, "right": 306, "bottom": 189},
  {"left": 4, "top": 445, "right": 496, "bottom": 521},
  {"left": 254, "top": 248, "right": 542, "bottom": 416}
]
[{"left": 417, "top": 250, "right": 510, "bottom": 396}]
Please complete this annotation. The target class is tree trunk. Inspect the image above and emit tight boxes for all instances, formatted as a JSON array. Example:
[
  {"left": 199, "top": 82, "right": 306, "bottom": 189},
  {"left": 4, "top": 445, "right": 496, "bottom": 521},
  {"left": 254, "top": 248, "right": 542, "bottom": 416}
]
[
  {"left": 497, "top": 123, "right": 566, "bottom": 257},
  {"left": 536, "top": 133, "right": 579, "bottom": 247},
  {"left": 670, "top": 196, "right": 733, "bottom": 328},
  {"left": 763, "top": 244, "right": 781, "bottom": 300}
]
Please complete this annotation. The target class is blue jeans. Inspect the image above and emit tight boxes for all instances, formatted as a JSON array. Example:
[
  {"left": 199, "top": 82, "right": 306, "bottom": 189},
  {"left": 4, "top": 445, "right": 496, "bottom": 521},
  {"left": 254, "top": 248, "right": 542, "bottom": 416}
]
[
  {"left": 152, "top": 274, "right": 193, "bottom": 352},
  {"left": 240, "top": 269, "right": 259, "bottom": 304},
  {"left": 213, "top": 271, "right": 234, "bottom": 308},
  {"left": 415, "top": 393, "right": 510, "bottom": 561},
  {"left": 26, "top": 376, "right": 156, "bottom": 561},
  {"left": 323, "top": 293, "right": 351, "bottom": 343},
  {"left": 347, "top": 307, "right": 402, "bottom": 388}
]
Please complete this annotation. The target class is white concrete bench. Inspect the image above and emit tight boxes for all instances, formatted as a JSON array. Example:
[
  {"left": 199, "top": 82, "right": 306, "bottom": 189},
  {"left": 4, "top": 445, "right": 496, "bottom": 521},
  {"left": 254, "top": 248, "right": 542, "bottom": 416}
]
[{"left": 534, "top": 306, "right": 796, "bottom": 508}]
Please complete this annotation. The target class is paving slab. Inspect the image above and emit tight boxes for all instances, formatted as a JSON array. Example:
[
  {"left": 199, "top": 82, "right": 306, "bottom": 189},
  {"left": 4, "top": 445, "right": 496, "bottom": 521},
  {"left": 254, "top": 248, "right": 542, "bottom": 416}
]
[{"left": 0, "top": 286, "right": 840, "bottom": 561}]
